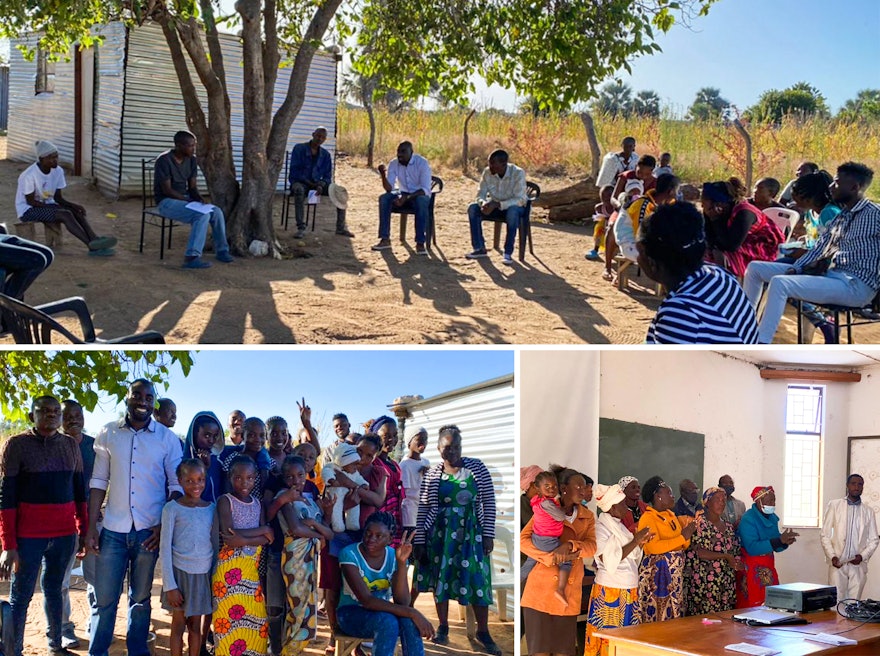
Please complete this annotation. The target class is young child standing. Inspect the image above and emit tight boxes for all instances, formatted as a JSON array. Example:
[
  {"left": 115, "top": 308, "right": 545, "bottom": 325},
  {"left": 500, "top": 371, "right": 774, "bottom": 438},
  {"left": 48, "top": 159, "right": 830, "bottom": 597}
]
[
  {"left": 521, "top": 471, "right": 573, "bottom": 606},
  {"left": 586, "top": 185, "right": 615, "bottom": 261},
  {"left": 399, "top": 428, "right": 430, "bottom": 533},
  {"left": 213, "top": 456, "right": 274, "bottom": 656},
  {"left": 160, "top": 459, "right": 218, "bottom": 656}
]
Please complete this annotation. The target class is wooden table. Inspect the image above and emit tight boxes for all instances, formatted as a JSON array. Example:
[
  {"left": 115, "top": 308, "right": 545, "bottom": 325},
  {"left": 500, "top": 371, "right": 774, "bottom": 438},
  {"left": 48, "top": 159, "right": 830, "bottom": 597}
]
[{"left": 593, "top": 609, "right": 880, "bottom": 655}]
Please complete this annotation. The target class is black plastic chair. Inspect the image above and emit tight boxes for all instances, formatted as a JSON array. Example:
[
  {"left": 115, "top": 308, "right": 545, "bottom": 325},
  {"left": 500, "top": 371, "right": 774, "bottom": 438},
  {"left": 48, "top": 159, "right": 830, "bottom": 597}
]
[
  {"left": 491, "top": 181, "right": 540, "bottom": 261},
  {"left": 796, "top": 292, "right": 880, "bottom": 344},
  {"left": 395, "top": 176, "right": 444, "bottom": 247},
  {"left": 141, "top": 158, "right": 178, "bottom": 260},
  {"left": 0, "top": 293, "right": 165, "bottom": 344},
  {"left": 280, "top": 151, "right": 319, "bottom": 232}
]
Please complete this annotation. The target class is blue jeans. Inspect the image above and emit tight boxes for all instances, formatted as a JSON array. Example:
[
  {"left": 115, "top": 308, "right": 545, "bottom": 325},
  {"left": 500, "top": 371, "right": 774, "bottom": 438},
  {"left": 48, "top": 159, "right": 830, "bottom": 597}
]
[
  {"left": 39, "top": 547, "right": 78, "bottom": 641},
  {"left": 156, "top": 198, "right": 231, "bottom": 259},
  {"left": 467, "top": 203, "right": 525, "bottom": 256},
  {"left": 9, "top": 534, "right": 76, "bottom": 656},
  {"left": 337, "top": 604, "right": 424, "bottom": 656},
  {"left": 379, "top": 193, "right": 429, "bottom": 244},
  {"left": 88, "top": 528, "right": 159, "bottom": 656}
]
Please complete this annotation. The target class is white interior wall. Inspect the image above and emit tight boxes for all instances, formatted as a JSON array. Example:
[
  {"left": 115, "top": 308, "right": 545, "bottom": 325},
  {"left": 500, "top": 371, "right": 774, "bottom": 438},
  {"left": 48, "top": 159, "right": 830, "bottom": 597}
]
[{"left": 520, "top": 350, "right": 879, "bottom": 597}]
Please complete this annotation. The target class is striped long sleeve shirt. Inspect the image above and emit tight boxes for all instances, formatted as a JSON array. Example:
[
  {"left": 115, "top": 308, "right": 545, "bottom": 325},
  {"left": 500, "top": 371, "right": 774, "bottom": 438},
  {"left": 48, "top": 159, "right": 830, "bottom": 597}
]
[
  {"left": 0, "top": 430, "right": 88, "bottom": 549},
  {"left": 414, "top": 456, "right": 496, "bottom": 545},
  {"left": 646, "top": 264, "right": 759, "bottom": 344}
]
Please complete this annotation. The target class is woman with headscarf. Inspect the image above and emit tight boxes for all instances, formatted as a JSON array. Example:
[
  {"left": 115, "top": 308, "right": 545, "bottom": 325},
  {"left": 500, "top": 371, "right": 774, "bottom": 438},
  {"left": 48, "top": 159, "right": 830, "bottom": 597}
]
[
  {"left": 702, "top": 177, "right": 783, "bottom": 278},
  {"left": 415, "top": 425, "right": 500, "bottom": 655},
  {"left": 735, "top": 486, "right": 799, "bottom": 608},
  {"left": 637, "top": 476, "right": 695, "bottom": 623},
  {"left": 520, "top": 465, "right": 596, "bottom": 656},
  {"left": 370, "top": 416, "right": 405, "bottom": 547},
  {"left": 618, "top": 476, "right": 647, "bottom": 534},
  {"left": 687, "top": 487, "right": 743, "bottom": 615},
  {"left": 584, "top": 484, "right": 652, "bottom": 656},
  {"left": 183, "top": 411, "right": 225, "bottom": 503}
]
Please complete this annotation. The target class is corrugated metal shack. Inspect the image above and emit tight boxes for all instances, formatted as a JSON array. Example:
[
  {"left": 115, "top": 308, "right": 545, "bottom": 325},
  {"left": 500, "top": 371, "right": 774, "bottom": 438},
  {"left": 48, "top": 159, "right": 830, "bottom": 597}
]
[
  {"left": 390, "top": 374, "right": 515, "bottom": 621},
  {"left": 8, "top": 21, "right": 338, "bottom": 197}
]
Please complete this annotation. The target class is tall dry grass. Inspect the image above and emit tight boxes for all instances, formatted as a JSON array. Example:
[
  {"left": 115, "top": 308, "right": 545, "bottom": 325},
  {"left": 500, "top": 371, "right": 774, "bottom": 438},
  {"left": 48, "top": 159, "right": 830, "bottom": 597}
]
[{"left": 337, "top": 106, "right": 880, "bottom": 198}]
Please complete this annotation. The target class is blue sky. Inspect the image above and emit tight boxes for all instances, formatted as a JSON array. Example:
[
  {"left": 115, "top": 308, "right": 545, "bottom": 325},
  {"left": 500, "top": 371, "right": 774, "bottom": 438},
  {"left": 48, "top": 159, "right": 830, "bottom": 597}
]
[{"left": 81, "top": 349, "right": 514, "bottom": 446}]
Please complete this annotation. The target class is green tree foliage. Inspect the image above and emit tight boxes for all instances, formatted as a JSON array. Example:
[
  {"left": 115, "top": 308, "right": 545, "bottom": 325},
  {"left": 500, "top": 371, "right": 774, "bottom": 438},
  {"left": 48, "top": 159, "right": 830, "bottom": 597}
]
[
  {"left": 0, "top": 351, "right": 195, "bottom": 423},
  {"left": 838, "top": 89, "right": 880, "bottom": 122},
  {"left": 688, "top": 86, "right": 728, "bottom": 121},
  {"left": 749, "top": 82, "right": 830, "bottom": 123},
  {"left": 632, "top": 89, "right": 661, "bottom": 118},
  {"left": 594, "top": 81, "right": 634, "bottom": 117}
]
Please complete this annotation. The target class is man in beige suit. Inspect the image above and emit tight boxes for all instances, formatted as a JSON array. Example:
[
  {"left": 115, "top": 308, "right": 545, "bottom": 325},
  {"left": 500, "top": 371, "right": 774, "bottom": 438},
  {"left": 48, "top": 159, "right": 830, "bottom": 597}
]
[{"left": 820, "top": 474, "right": 879, "bottom": 601}]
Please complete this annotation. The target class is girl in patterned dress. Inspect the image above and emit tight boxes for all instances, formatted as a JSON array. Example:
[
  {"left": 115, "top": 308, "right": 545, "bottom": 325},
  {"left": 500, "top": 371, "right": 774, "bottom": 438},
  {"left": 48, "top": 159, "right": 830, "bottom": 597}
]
[
  {"left": 414, "top": 425, "right": 500, "bottom": 655},
  {"left": 212, "top": 456, "right": 274, "bottom": 656}
]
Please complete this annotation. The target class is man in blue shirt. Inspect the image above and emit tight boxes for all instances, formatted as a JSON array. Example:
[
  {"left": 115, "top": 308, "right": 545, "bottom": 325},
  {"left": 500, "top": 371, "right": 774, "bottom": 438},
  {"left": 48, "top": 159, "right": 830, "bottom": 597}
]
[{"left": 288, "top": 127, "right": 335, "bottom": 238}]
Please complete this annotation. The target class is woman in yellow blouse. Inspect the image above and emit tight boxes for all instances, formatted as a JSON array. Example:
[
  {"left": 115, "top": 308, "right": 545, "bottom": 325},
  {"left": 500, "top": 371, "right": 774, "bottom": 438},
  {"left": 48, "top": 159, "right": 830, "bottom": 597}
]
[{"left": 637, "top": 476, "right": 696, "bottom": 622}]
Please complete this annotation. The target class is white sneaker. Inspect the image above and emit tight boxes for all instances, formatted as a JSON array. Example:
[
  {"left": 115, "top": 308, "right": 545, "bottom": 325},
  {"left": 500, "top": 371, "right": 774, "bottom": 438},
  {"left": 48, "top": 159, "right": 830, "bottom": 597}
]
[{"left": 502, "top": 253, "right": 514, "bottom": 265}]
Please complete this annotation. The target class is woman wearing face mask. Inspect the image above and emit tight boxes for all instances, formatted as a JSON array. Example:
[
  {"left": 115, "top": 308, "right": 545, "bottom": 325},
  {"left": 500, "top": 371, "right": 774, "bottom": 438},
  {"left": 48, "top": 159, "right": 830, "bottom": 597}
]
[{"left": 735, "top": 486, "right": 799, "bottom": 608}]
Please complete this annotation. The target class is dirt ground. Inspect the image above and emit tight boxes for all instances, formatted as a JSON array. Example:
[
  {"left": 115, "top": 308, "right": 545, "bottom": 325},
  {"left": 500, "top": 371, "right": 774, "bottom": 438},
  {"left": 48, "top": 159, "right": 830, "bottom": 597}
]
[
  {"left": 8, "top": 564, "right": 514, "bottom": 656},
  {"left": 1, "top": 139, "right": 871, "bottom": 344}
]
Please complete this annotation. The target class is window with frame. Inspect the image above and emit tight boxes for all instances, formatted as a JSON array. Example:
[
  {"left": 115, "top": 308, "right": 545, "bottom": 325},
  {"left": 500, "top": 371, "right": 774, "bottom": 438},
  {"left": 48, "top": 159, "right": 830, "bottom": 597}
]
[
  {"left": 35, "top": 48, "right": 55, "bottom": 94},
  {"left": 783, "top": 384, "right": 823, "bottom": 527}
]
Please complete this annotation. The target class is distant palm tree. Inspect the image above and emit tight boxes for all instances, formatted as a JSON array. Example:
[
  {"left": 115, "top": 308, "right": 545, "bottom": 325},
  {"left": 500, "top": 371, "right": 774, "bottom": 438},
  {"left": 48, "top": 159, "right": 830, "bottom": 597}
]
[
  {"left": 593, "top": 81, "right": 633, "bottom": 117},
  {"left": 632, "top": 90, "right": 661, "bottom": 118},
  {"left": 839, "top": 89, "right": 880, "bottom": 121},
  {"left": 688, "top": 87, "right": 729, "bottom": 121}
]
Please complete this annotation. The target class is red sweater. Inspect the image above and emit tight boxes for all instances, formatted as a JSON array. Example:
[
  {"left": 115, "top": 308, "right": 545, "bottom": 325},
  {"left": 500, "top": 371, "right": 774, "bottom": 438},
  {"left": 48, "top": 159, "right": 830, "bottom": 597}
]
[{"left": 0, "top": 430, "right": 88, "bottom": 549}]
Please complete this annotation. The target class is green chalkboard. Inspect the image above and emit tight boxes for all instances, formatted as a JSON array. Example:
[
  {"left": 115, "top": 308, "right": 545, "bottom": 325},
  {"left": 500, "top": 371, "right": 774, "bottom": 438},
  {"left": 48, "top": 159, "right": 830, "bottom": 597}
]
[{"left": 598, "top": 418, "right": 705, "bottom": 494}]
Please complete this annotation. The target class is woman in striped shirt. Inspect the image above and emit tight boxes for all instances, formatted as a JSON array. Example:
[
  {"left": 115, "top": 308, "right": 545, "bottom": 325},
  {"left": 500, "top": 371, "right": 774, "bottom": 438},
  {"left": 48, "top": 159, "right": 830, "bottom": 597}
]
[
  {"left": 413, "top": 425, "right": 500, "bottom": 655},
  {"left": 637, "top": 202, "right": 759, "bottom": 344}
]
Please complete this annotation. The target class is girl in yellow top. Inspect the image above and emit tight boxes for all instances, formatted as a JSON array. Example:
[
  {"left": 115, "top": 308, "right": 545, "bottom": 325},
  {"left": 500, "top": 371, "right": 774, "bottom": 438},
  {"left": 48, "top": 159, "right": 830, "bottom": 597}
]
[{"left": 637, "top": 476, "right": 696, "bottom": 623}]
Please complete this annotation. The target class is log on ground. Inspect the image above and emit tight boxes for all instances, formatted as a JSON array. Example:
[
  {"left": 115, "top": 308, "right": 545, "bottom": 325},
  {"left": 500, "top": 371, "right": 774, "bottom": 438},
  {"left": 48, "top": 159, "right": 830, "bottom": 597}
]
[{"left": 533, "top": 179, "right": 600, "bottom": 209}]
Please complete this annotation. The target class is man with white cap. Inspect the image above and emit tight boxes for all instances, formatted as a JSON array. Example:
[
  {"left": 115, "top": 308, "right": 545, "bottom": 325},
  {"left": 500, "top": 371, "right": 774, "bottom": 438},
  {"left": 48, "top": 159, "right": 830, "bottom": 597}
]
[{"left": 15, "top": 141, "right": 117, "bottom": 255}]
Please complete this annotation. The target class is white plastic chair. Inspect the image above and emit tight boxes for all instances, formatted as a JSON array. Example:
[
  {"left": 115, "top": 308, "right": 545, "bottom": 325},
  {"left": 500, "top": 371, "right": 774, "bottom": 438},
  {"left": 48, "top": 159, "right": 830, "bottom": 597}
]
[
  {"left": 764, "top": 206, "right": 800, "bottom": 238},
  {"left": 459, "top": 524, "right": 514, "bottom": 637}
]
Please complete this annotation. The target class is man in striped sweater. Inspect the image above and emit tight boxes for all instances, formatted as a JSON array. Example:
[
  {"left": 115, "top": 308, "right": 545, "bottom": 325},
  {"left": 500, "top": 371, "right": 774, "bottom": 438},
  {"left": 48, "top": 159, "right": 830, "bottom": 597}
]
[{"left": 0, "top": 395, "right": 88, "bottom": 656}]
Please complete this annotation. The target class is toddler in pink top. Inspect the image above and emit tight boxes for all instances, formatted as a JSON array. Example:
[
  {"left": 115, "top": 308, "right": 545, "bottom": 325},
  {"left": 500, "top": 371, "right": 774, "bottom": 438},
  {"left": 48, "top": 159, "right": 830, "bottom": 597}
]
[{"left": 523, "top": 471, "right": 573, "bottom": 605}]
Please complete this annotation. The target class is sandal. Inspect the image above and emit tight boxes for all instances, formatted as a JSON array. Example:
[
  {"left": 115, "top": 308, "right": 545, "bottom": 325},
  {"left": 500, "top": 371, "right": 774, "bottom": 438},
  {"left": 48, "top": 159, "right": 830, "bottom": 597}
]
[
  {"left": 432, "top": 624, "right": 449, "bottom": 645},
  {"left": 601, "top": 270, "right": 613, "bottom": 281},
  {"left": 474, "top": 631, "right": 502, "bottom": 656}
]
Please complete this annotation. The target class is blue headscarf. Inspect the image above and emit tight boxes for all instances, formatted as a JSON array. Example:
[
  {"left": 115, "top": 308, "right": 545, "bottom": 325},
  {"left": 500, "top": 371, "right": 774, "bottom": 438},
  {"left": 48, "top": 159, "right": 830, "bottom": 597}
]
[{"left": 369, "top": 415, "right": 397, "bottom": 434}]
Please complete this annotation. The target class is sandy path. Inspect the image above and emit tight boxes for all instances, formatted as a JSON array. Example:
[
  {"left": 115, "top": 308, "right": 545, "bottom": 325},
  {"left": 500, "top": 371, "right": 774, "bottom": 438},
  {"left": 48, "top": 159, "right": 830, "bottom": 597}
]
[{"left": 0, "top": 147, "right": 862, "bottom": 344}]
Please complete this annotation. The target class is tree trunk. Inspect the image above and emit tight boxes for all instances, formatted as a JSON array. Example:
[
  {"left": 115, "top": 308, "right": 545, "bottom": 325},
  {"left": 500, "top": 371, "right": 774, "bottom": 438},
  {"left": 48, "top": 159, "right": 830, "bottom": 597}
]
[
  {"left": 366, "top": 101, "right": 377, "bottom": 168},
  {"left": 462, "top": 108, "right": 476, "bottom": 174},
  {"left": 579, "top": 111, "right": 601, "bottom": 181},
  {"left": 733, "top": 118, "right": 753, "bottom": 189}
]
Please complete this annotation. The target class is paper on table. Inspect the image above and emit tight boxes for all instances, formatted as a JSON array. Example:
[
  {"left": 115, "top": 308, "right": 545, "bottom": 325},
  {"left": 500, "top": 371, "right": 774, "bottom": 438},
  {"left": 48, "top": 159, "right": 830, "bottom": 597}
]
[
  {"left": 186, "top": 201, "right": 215, "bottom": 214},
  {"left": 307, "top": 190, "right": 319, "bottom": 205}
]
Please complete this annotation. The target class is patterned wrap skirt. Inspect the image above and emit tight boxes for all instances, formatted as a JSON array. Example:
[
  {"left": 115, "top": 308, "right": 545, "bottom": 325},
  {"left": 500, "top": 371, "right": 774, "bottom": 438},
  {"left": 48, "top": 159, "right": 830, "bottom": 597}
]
[
  {"left": 212, "top": 544, "right": 268, "bottom": 656},
  {"left": 736, "top": 552, "right": 778, "bottom": 608},
  {"left": 638, "top": 550, "right": 685, "bottom": 623},
  {"left": 584, "top": 584, "right": 640, "bottom": 656}
]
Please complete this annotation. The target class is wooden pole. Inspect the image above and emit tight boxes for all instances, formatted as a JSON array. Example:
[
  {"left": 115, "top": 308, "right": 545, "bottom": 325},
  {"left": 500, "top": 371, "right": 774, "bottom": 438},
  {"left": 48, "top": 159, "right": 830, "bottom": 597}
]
[
  {"left": 462, "top": 108, "right": 476, "bottom": 175},
  {"left": 732, "top": 118, "right": 752, "bottom": 188},
  {"left": 579, "top": 111, "right": 601, "bottom": 181}
]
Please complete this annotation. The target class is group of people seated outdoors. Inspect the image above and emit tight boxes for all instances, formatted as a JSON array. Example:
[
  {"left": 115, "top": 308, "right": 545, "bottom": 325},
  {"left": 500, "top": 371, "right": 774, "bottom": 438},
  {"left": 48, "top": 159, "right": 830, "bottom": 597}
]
[
  {"left": 589, "top": 135, "right": 880, "bottom": 345},
  {"left": 520, "top": 467, "right": 877, "bottom": 656},
  {"left": 0, "top": 383, "right": 505, "bottom": 656}
]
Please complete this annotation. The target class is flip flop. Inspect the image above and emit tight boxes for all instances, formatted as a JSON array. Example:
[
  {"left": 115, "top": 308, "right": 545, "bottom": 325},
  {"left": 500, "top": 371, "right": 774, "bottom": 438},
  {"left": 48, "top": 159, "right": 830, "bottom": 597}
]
[{"left": 87, "top": 248, "right": 115, "bottom": 257}]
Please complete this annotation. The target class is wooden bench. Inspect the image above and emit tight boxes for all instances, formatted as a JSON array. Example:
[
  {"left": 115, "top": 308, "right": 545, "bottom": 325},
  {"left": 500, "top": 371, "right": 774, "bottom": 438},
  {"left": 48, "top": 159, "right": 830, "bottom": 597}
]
[
  {"left": 333, "top": 632, "right": 368, "bottom": 656},
  {"left": 13, "top": 221, "right": 64, "bottom": 249},
  {"left": 614, "top": 255, "right": 664, "bottom": 296}
]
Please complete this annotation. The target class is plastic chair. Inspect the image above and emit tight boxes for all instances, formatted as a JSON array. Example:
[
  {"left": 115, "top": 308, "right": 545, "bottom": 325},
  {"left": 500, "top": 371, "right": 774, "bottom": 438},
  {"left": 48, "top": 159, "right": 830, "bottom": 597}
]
[
  {"left": 491, "top": 181, "right": 540, "bottom": 261},
  {"left": 396, "top": 176, "right": 444, "bottom": 247},
  {"left": 141, "top": 157, "right": 178, "bottom": 260},
  {"left": 0, "top": 293, "right": 165, "bottom": 344},
  {"left": 796, "top": 291, "right": 880, "bottom": 344},
  {"left": 764, "top": 207, "right": 800, "bottom": 238}
]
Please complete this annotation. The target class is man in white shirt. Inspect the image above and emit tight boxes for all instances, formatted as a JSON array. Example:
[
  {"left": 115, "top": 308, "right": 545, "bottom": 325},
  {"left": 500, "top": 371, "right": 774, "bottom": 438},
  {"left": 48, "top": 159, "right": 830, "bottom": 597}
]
[
  {"left": 465, "top": 150, "right": 528, "bottom": 265},
  {"left": 372, "top": 141, "right": 433, "bottom": 255},
  {"left": 15, "top": 140, "right": 117, "bottom": 255},
  {"left": 86, "top": 379, "right": 183, "bottom": 656},
  {"left": 820, "top": 474, "right": 879, "bottom": 602},
  {"left": 595, "top": 136, "right": 639, "bottom": 189}
]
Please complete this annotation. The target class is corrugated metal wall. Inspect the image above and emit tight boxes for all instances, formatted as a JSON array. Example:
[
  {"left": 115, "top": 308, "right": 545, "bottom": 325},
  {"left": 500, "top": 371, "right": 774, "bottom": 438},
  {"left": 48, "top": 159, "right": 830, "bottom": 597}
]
[
  {"left": 7, "top": 35, "right": 77, "bottom": 165},
  {"left": 92, "top": 23, "right": 127, "bottom": 197},
  {"left": 119, "top": 22, "right": 338, "bottom": 196},
  {"left": 0, "top": 66, "right": 9, "bottom": 131},
  {"left": 399, "top": 376, "right": 515, "bottom": 620}
]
